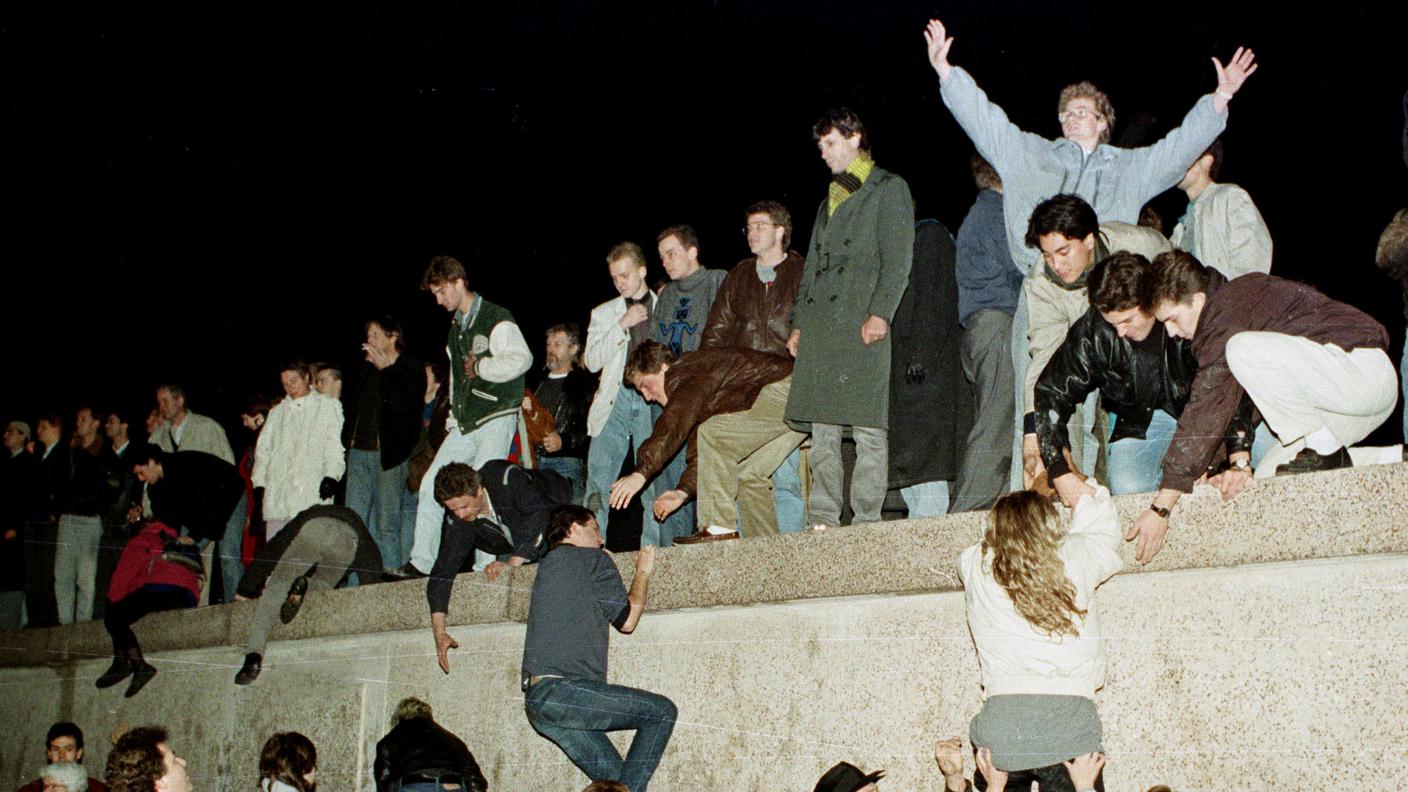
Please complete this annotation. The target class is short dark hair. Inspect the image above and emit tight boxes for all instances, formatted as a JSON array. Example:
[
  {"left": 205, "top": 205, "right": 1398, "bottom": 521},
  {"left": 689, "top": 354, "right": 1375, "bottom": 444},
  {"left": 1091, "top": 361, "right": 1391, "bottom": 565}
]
[
  {"left": 1151, "top": 249, "right": 1213, "bottom": 306},
  {"left": 280, "top": 359, "right": 312, "bottom": 379},
  {"left": 106, "top": 726, "right": 168, "bottom": 792},
  {"left": 546, "top": 504, "right": 595, "bottom": 548},
  {"left": 1201, "top": 137, "right": 1224, "bottom": 182},
  {"left": 366, "top": 315, "right": 407, "bottom": 352},
  {"left": 746, "top": 200, "right": 793, "bottom": 248},
  {"left": 47, "top": 722, "right": 84, "bottom": 750},
  {"left": 1025, "top": 194, "right": 1099, "bottom": 249},
  {"left": 433, "top": 462, "right": 482, "bottom": 506},
  {"left": 812, "top": 107, "right": 870, "bottom": 152},
  {"left": 36, "top": 411, "right": 63, "bottom": 431},
  {"left": 1088, "top": 251, "right": 1154, "bottom": 313},
  {"left": 582, "top": 782, "right": 631, "bottom": 792},
  {"left": 135, "top": 444, "right": 168, "bottom": 468},
  {"left": 623, "top": 340, "right": 676, "bottom": 385},
  {"left": 421, "top": 255, "right": 467, "bottom": 290},
  {"left": 426, "top": 360, "right": 449, "bottom": 389},
  {"left": 970, "top": 153, "right": 1001, "bottom": 192},
  {"left": 657, "top": 224, "right": 699, "bottom": 252},
  {"left": 259, "top": 732, "right": 317, "bottom": 792},
  {"left": 243, "top": 394, "right": 272, "bottom": 419}
]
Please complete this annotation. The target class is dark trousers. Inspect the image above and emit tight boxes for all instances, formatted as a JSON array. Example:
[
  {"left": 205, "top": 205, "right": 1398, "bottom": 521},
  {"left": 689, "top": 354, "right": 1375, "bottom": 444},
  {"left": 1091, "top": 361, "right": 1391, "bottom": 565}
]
[
  {"left": 104, "top": 588, "right": 195, "bottom": 653},
  {"left": 974, "top": 761, "right": 1104, "bottom": 792}
]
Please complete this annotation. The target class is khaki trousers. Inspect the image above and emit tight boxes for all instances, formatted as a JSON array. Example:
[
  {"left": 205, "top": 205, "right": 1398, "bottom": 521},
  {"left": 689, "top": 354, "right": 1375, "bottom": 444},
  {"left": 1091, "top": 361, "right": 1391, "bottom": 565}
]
[{"left": 696, "top": 378, "right": 808, "bottom": 537}]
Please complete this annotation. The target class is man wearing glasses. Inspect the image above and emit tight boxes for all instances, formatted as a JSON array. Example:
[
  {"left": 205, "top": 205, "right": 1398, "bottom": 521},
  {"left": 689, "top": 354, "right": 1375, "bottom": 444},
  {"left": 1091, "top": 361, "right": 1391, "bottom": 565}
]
[
  {"left": 697, "top": 200, "right": 806, "bottom": 536},
  {"left": 922, "top": 18, "right": 1259, "bottom": 489}
]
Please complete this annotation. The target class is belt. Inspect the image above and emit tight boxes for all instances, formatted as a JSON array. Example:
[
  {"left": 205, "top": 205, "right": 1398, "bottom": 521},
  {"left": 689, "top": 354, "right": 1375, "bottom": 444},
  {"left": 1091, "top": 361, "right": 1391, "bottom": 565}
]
[
  {"left": 522, "top": 674, "right": 563, "bottom": 692},
  {"left": 390, "top": 771, "right": 465, "bottom": 791}
]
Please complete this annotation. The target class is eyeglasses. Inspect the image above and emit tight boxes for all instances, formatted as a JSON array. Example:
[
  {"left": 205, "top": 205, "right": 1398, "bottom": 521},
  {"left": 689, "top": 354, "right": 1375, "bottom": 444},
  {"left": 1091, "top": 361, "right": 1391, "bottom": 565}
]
[
  {"left": 1058, "top": 106, "right": 1103, "bottom": 123},
  {"left": 741, "top": 222, "right": 779, "bottom": 235}
]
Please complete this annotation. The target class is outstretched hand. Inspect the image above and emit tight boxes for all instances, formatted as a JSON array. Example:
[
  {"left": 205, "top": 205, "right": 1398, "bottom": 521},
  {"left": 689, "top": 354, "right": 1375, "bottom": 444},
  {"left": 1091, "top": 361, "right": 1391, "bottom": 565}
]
[
  {"left": 434, "top": 630, "right": 459, "bottom": 674},
  {"left": 1212, "top": 47, "right": 1258, "bottom": 108},
  {"left": 923, "top": 19, "right": 955, "bottom": 81}
]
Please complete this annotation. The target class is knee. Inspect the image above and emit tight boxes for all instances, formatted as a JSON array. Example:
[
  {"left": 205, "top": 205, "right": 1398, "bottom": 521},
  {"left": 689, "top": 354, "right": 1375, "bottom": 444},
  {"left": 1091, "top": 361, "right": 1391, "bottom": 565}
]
[{"left": 655, "top": 695, "right": 678, "bottom": 724}]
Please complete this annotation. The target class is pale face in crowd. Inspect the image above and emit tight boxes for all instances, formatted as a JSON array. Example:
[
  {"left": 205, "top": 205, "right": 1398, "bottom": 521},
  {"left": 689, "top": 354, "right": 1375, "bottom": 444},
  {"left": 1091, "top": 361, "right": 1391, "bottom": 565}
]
[
  {"left": 133, "top": 459, "right": 164, "bottom": 485},
  {"left": 430, "top": 277, "right": 471, "bottom": 314},
  {"left": 74, "top": 409, "right": 100, "bottom": 442},
  {"left": 46, "top": 736, "right": 81, "bottom": 764},
  {"left": 36, "top": 420, "right": 62, "bottom": 447},
  {"left": 564, "top": 516, "right": 604, "bottom": 549},
  {"left": 1037, "top": 231, "right": 1097, "bottom": 284},
  {"left": 104, "top": 413, "right": 128, "bottom": 442},
  {"left": 745, "top": 212, "right": 786, "bottom": 259},
  {"left": 146, "top": 408, "right": 163, "bottom": 435},
  {"left": 631, "top": 368, "right": 669, "bottom": 405},
  {"left": 365, "top": 323, "right": 397, "bottom": 358},
  {"left": 657, "top": 235, "right": 699, "bottom": 281},
  {"left": 1154, "top": 295, "right": 1207, "bottom": 341},
  {"left": 2, "top": 424, "right": 25, "bottom": 453},
  {"left": 314, "top": 369, "right": 341, "bottom": 398},
  {"left": 816, "top": 128, "right": 862, "bottom": 175},
  {"left": 1059, "top": 96, "right": 1109, "bottom": 150},
  {"left": 154, "top": 742, "right": 192, "bottom": 792},
  {"left": 1100, "top": 307, "right": 1158, "bottom": 342},
  {"left": 41, "top": 777, "right": 69, "bottom": 792},
  {"left": 281, "top": 369, "right": 312, "bottom": 400},
  {"left": 608, "top": 257, "right": 648, "bottom": 300},
  {"left": 155, "top": 388, "right": 185, "bottom": 423},
  {"left": 544, "top": 331, "right": 579, "bottom": 374},
  {"left": 241, "top": 413, "right": 265, "bottom": 432},
  {"left": 442, "top": 488, "right": 489, "bottom": 522}
]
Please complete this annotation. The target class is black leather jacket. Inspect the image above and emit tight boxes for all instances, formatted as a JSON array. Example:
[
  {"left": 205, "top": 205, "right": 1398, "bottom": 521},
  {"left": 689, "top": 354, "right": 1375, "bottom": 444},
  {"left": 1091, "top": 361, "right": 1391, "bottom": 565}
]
[
  {"left": 531, "top": 367, "right": 596, "bottom": 460},
  {"left": 1032, "top": 306, "right": 1254, "bottom": 479},
  {"left": 374, "top": 717, "right": 487, "bottom": 792}
]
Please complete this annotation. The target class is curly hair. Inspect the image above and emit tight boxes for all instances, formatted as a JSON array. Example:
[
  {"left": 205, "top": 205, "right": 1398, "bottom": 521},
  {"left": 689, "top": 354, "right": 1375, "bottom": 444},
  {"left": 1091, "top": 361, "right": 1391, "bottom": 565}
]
[
  {"left": 105, "top": 726, "right": 168, "bottom": 792},
  {"left": 259, "top": 732, "right": 317, "bottom": 792},
  {"left": 1057, "top": 81, "right": 1115, "bottom": 144},
  {"left": 983, "top": 491, "right": 1085, "bottom": 638}
]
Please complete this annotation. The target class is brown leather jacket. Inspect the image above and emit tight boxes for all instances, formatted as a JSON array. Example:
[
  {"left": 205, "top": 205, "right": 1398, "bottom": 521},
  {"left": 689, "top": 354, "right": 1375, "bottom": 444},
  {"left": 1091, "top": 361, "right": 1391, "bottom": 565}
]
[
  {"left": 633, "top": 348, "right": 793, "bottom": 496},
  {"left": 700, "top": 251, "right": 804, "bottom": 357}
]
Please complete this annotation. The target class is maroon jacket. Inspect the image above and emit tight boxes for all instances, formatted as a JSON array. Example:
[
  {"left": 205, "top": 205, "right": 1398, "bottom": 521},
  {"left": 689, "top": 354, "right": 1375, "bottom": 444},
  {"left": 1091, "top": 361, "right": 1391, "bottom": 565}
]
[
  {"left": 633, "top": 349, "right": 793, "bottom": 496},
  {"left": 699, "top": 252, "right": 804, "bottom": 358},
  {"left": 1159, "top": 272, "right": 1389, "bottom": 492}
]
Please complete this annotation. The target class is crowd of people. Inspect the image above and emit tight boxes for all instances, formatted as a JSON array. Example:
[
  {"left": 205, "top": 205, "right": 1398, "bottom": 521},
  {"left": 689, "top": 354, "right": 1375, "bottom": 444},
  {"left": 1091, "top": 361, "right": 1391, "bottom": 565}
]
[{"left": 5, "top": 17, "right": 1408, "bottom": 792}]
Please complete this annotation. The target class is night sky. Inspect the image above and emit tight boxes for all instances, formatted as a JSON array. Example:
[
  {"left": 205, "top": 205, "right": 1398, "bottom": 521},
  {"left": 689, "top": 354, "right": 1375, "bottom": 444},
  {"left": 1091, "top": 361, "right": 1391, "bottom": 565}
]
[{"left": 6, "top": 1, "right": 1407, "bottom": 443}]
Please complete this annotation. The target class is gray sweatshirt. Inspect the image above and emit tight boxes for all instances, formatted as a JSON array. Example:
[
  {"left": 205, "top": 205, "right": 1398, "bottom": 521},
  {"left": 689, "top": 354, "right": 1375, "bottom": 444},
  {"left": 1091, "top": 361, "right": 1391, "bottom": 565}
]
[{"left": 650, "top": 266, "right": 727, "bottom": 356}]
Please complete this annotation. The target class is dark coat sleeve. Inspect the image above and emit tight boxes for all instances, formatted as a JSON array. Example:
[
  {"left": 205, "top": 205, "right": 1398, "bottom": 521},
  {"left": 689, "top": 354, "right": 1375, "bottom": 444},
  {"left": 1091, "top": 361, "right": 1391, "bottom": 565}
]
[{"left": 381, "top": 356, "right": 428, "bottom": 469}]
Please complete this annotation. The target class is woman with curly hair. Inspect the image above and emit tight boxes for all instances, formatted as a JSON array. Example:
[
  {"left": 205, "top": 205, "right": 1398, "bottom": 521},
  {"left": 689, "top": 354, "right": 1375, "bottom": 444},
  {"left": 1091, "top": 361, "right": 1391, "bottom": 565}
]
[
  {"left": 958, "top": 483, "right": 1122, "bottom": 792},
  {"left": 258, "top": 732, "right": 317, "bottom": 792}
]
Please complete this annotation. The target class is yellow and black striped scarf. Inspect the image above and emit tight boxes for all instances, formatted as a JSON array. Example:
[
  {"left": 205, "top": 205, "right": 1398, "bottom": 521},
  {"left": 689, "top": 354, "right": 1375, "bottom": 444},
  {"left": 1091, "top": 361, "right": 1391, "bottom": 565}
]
[{"left": 828, "top": 151, "right": 874, "bottom": 216}]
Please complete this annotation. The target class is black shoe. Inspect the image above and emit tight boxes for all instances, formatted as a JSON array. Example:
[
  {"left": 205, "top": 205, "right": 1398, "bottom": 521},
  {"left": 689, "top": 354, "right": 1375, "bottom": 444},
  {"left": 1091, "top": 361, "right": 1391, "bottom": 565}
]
[
  {"left": 235, "top": 653, "right": 262, "bottom": 685},
  {"left": 397, "top": 562, "right": 428, "bottom": 579},
  {"left": 125, "top": 662, "right": 157, "bottom": 698},
  {"left": 280, "top": 575, "right": 309, "bottom": 624},
  {"left": 96, "top": 656, "right": 134, "bottom": 689},
  {"left": 1276, "top": 446, "right": 1352, "bottom": 476}
]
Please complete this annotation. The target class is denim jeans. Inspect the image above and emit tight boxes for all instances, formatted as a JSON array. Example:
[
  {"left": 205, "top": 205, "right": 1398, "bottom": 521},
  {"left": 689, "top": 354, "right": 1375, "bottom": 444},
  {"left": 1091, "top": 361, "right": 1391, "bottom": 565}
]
[
  {"left": 524, "top": 677, "right": 677, "bottom": 792},
  {"left": 1107, "top": 409, "right": 1178, "bottom": 495},
  {"left": 539, "top": 456, "right": 586, "bottom": 506},
  {"left": 346, "top": 448, "right": 410, "bottom": 572},
  {"left": 901, "top": 479, "right": 951, "bottom": 518},
  {"left": 584, "top": 388, "right": 693, "bottom": 547},
  {"left": 772, "top": 446, "right": 805, "bottom": 533}
]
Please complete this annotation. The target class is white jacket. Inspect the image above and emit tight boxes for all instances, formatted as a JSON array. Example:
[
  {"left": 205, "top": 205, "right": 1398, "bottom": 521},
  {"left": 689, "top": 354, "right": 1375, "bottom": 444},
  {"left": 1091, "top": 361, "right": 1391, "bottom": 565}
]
[
  {"left": 252, "top": 392, "right": 346, "bottom": 521},
  {"left": 583, "top": 291, "right": 655, "bottom": 436},
  {"left": 1170, "top": 182, "right": 1273, "bottom": 280},
  {"left": 958, "top": 486, "right": 1123, "bottom": 699}
]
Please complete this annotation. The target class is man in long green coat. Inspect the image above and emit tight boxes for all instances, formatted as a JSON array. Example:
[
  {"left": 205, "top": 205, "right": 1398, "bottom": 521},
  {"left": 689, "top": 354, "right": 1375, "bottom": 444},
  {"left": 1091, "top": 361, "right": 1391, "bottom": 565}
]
[{"left": 786, "top": 108, "right": 914, "bottom": 527}]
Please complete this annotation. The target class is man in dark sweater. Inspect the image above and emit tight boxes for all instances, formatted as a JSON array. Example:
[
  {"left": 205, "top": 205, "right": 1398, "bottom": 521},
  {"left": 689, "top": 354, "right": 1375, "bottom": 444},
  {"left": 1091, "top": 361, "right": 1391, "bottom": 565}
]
[
  {"left": 609, "top": 341, "right": 800, "bottom": 541},
  {"left": 1129, "top": 250, "right": 1396, "bottom": 562},
  {"left": 344, "top": 315, "right": 425, "bottom": 574},
  {"left": 134, "top": 446, "right": 247, "bottom": 602},
  {"left": 54, "top": 407, "right": 120, "bottom": 624},
  {"left": 519, "top": 505, "right": 673, "bottom": 792}
]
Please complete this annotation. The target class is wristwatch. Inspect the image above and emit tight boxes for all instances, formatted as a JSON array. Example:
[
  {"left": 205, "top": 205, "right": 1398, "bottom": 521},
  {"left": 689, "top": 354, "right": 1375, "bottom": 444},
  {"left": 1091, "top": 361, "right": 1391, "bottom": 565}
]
[{"left": 1149, "top": 504, "right": 1171, "bottom": 519}]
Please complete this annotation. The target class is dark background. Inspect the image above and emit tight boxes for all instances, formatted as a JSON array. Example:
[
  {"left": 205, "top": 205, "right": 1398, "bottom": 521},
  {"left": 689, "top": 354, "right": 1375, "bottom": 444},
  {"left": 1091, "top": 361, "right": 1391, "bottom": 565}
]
[{"left": 5, "top": 0, "right": 1406, "bottom": 445}]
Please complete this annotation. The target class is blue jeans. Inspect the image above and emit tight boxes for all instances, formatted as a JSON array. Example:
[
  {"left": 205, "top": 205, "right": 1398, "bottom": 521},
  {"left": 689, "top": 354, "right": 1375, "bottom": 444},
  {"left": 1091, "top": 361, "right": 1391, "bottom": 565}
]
[
  {"left": 346, "top": 448, "right": 410, "bottom": 572},
  {"left": 901, "top": 479, "right": 951, "bottom": 518},
  {"left": 540, "top": 456, "right": 586, "bottom": 505},
  {"left": 772, "top": 446, "right": 805, "bottom": 533},
  {"left": 584, "top": 388, "right": 694, "bottom": 547},
  {"left": 524, "top": 677, "right": 677, "bottom": 792},
  {"left": 1107, "top": 409, "right": 1178, "bottom": 495}
]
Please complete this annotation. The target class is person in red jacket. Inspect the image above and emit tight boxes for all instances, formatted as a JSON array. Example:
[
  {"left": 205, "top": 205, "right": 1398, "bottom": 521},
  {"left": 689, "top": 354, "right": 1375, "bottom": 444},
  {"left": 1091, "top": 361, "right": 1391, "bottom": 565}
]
[{"left": 94, "top": 521, "right": 201, "bottom": 698}]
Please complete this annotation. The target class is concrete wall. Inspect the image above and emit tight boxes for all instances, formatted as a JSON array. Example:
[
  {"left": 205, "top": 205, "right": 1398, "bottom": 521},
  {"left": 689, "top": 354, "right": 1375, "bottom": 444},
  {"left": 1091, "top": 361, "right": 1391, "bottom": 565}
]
[{"left": 2, "top": 463, "right": 1406, "bottom": 790}]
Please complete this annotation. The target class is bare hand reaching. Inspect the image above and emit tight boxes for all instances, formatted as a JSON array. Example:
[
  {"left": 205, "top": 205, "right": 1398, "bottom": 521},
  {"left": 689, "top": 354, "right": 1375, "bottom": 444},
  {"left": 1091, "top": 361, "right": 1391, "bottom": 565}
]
[
  {"left": 1212, "top": 46, "right": 1258, "bottom": 111},
  {"left": 923, "top": 19, "right": 955, "bottom": 82}
]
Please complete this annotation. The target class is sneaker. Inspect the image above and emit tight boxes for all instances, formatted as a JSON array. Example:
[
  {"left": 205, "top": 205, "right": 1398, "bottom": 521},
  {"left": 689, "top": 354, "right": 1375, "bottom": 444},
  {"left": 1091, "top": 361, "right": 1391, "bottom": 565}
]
[
  {"left": 125, "top": 662, "right": 157, "bottom": 698},
  {"left": 95, "top": 656, "right": 134, "bottom": 689},
  {"left": 280, "top": 575, "right": 309, "bottom": 624},
  {"left": 235, "top": 653, "right": 262, "bottom": 685},
  {"left": 1276, "top": 447, "right": 1352, "bottom": 476}
]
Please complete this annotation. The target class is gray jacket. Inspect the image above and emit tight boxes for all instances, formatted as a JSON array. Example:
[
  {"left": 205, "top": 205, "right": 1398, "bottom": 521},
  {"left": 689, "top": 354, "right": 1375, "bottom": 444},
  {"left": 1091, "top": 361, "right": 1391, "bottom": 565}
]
[{"left": 940, "top": 66, "right": 1226, "bottom": 272}]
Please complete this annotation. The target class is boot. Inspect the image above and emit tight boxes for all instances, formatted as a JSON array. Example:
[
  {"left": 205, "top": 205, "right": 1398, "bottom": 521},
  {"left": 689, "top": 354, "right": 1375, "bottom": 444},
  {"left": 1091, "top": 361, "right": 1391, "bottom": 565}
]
[
  {"left": 124, "top": 647, "right": 157, "bottom": 698},
  {"left": 95, "top": 654, "right": 134, "bottom": 689},
  {"left": 235, "top": 653, "right": 262, "bottom": 686}
]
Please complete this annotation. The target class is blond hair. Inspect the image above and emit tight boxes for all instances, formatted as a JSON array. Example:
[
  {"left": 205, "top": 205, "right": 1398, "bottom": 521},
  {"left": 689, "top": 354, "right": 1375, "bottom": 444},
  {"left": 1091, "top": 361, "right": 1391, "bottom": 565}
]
[
  {"left": 983, "top": 491, "right": 1086, "bottom": 637},
  {"left": 1057, "top": 81, "right": 1115, "bottom": 144}
]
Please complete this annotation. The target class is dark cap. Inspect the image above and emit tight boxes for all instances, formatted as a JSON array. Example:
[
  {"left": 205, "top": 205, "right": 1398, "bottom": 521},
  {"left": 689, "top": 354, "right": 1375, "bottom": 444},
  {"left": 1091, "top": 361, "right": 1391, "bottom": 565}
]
[{"left": 813, "top": 761, "right": 884, "bottom": 792}]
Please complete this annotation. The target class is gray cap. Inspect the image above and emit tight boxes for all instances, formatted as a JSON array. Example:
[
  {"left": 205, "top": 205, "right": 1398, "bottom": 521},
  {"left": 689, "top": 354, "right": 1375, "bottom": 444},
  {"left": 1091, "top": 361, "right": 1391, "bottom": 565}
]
[{"left": 6, "top": 421, "right": 31, "bottom": 440}]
